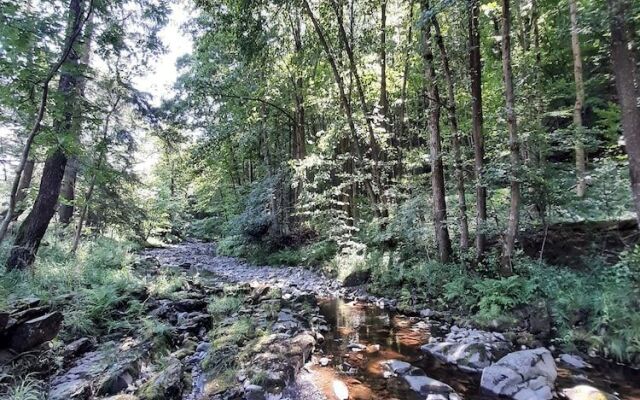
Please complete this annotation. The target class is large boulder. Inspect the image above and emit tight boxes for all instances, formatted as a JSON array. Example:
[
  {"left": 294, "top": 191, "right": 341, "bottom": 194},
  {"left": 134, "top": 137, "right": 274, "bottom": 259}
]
[
  {"left": 137, "top": 357, "right": 184, "bottom": 400},
  {"left": 480, "top": 348, "right": 557, "bottom": 400},
  {"left": 421, "top": 327, "right": 512, "bottom": 372},
  {"left": 7, "top": 311, "right": 63, "bottom": 352}
]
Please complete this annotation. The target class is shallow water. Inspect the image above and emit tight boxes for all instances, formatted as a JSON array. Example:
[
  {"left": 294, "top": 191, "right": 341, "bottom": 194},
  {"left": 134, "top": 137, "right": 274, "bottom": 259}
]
[{"left": 315, "top": 298, "right": 640, "bottom": 400}]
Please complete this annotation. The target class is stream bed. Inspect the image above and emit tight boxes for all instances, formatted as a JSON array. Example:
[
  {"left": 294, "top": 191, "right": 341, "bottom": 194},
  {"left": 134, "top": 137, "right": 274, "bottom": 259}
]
[{"left": 312, "top": 298, "right": 640, "bottom": 400}]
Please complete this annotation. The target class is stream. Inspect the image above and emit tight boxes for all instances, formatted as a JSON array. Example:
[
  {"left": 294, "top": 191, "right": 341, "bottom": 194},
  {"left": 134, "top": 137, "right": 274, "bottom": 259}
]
[
  {"left": 147, "top": 242, "right": 640, "bottom": 400},
  {"left": 313, "top": 298, "right": 640, "bottom": 400}
]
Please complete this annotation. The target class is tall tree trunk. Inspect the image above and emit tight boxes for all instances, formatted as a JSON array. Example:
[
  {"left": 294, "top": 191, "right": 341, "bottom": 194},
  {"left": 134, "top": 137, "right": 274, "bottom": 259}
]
[
  {"left": 469, "top": 0, "right": 487, "bottom": 259},
  {"left": 500, "top": 0, "right": 521, "bottom": 274},
  {"left": 0, "top": 0, "right": 92, "bottom": 243},
  {"left": 570, "top": 0, "right": 587, "bottom": 197},
  {"left": 380, "top": 0, "right": 389, "bottom": 128},
  {"left": 396, "top": 0, "right": 415, "bottom": 179},
  {"left": 608, "top": 0, "right": 640, "bottom": 225},
  {"left": 434, "top": 18, "right": 470, "bottom": 251},
  {"left": 422, "top": 0, "right": 452, "bottom": 263},
  {"left": 6, "top": 0, "right": 87, "bottom": 270},
  {"left": 301, "top": 0, "right": 378, "bottom": 208}
]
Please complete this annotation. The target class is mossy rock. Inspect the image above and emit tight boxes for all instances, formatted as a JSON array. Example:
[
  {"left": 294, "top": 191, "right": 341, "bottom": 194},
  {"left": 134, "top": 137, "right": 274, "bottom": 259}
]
[{"left": 137, "top": 357, "right": 183, "bottom": 400}]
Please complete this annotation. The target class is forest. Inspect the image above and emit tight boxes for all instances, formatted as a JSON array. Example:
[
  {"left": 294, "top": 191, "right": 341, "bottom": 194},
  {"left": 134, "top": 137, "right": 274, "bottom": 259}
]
[{"left": 1, "top": 0, "right": 640, "bottom": 399}]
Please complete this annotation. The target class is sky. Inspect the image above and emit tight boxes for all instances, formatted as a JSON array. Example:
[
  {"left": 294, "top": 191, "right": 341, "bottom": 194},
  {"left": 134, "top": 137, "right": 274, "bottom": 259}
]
[{"left": 134, "top": 1, "right": 194, "bottom": 105}]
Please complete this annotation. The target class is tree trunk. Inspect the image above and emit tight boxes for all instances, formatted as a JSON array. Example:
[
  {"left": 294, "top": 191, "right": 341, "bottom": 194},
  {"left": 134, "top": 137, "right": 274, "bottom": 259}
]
[
  {"left": 569, "top": 0, "right": 587, "bottom": 197},
  {"left": 500, "top": 0, "right": 521, "bottom": 274},
  {"left": 608, "top": 0, "right": 640, "bottom": 225},
  {"left": 434, "top": 17, "right": 470, "bottom": 251},
  {"left": 11, "top": 159, "right": 35, "bottom": 221},
  {"left": 58, "top": 157, "right": 77, "bottom": 224},
  {"left": 469, "top": 0, "right": 487, "bottom": 259},
  {"left": 422, "top": 0, "right": 452, "bottom": 263},
  {"left": 380, "top": 0, "right": 389, "bottom": 128},
  {"left": 396, "top": 0, "right": 415, "bottom": 179},
  {"left": 0, "top": 0, "right": 91, "bottom": 243},
  {"left": 6, "top": 0, "right": 86, "bottom": 270}
]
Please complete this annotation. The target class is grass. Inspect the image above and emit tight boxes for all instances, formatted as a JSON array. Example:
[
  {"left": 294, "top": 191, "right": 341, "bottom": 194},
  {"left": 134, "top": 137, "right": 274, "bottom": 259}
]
[
  {"left": 207, "top": 295, "right": 243, "bottom": 318},
  {"left": 1, "top": 374, "right": 45, "bottom": 400}
]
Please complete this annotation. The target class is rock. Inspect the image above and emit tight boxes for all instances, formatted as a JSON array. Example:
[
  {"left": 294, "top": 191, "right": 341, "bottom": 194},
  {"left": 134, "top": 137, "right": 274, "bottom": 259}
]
[
  {"left": 97, "top": 358, "right": 142, "bottom": 396},
  {"left": 561, "top": 385, "right": 616, "bottom": 400},
  {"left": 332, "top": 379, "right": 349, "bottom": 400},
  {"left": 10, "top": 305, "right": 50, "bottom": 323},
  {"left": 341, "top": 269, "right": 371, "bottom": 287},
  {"left": 8, "top": 311, "right": 63, "bottom": 352},
  {"left": 348, "top": 343, "right": 367, "bottom": 352},
  {"left": 319, "top": 357, "right": 330, "bottom": 366},
  {"left": 290, "top": 332, "right": 316, "bottom": 362},
  {"left": 196, "top": 341, "right": 211, "bottom": 353},
  {"left": 178, "top": 262, "right": 191, "bottom": 269},
  {"left": 421, "top": 328, "right": 512, "bottom": 372},
  {"left": 382, "top": 359, "right": 412, "bottom": 375},
  {"left": 103, "top": 395, "right": 141, "bottom": 400},
  {"left": 137, "top": 357, "right": 183, "bottom": 400},
  {"left": 0, "top": 311, "right": 10, "bottom": 331},
  {"left": 173, "top": 298, "right": 207, "bottom": 312},
  {"left": 244, "top": 384, "right": 266, "bottom": 400},
  {"left": 403, "top": 373, "right": 455, "bottom": 397},
  {"left": 64, "top": 337, "right": 93, "bottom": 359},
  {"left": 480, "top": 348, "right": 557, "bottom": 400},
  {"left": 420, "top": 309, "right": 435, "bottom": 318},
  {"left": 559, "top": 354, "right": 591, "bottom": 370}
]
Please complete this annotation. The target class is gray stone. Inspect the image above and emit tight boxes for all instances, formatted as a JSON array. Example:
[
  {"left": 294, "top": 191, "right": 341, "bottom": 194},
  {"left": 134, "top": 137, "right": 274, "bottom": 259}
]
[
  {"left": 245, "top": 384, "right": 266, "bottom": 400},
  {"left": 559, "top": 353, "right": 591, "bottom": 370},
  {"left": 8, "top": 311, "right": 63, "bottom": 352},
  {"left": 422, "top": 327, "right": 512, "bottom": 372},
  {"left": 480, "top": 348, "right": 557, "bottom": 400},
  {"left": 561, "top": 384, "right": 617, "bottom": 400},
  {"left": 137, "top": 357, "right": 183, "bottom": 400},
  {"left": 403, "top": 375, "right": 454, "bottom": 396},
  {"left": 63, "top": 337, "right": 93, "bottom": 359},
  {"left": 383, "top": 359, "right": 412, "bottom": 375}
]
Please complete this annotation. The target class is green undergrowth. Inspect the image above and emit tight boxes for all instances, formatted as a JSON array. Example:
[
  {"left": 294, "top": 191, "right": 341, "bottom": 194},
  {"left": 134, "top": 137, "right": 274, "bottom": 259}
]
[
  {"left": 0, "top": 233, "right": 185, "bottom": 346},
  {"left": 367, "top": 247, "right": 640, "bottom": 364}
]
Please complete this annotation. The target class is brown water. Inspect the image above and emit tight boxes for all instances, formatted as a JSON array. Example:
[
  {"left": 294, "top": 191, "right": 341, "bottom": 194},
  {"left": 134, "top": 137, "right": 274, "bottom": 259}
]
[{"left": 315, "top": 298, "right": 640, "bottom": 400}]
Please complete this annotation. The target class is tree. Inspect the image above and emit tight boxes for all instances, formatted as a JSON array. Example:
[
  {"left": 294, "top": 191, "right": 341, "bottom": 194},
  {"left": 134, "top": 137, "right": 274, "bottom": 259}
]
[
  {"left": 608, "top": 0, "right": 640, "bottom": 225},
  {"left": 469, "top": 0, "right": 487, "bottom": 259},
  {"left": 569, "top": 0, "right": 587, "bottom": 197},
  {"left": 0, "top": 0, "right": 92, "bottom": 243},
  {"left": 422, "top": 0, "right": 452, "bottom": 263},
  {"left": 500, "top": 0, "right": 521, "bottom": 274},
  {"left": 433, "top": 16, "right": 469, "bottom": 251}
]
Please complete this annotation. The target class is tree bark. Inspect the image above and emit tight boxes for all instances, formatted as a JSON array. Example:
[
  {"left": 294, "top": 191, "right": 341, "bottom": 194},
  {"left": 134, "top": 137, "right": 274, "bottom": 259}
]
[
  {"left": 607, "top": 0, "right": 640, "bottom": 225},
  {"left": 0, "top": 0, "right": 92, "bottom": 243},
  {"left": 434, "top": 17, "right": 470, "bottom": 251},
  {"left": 569, "top": 0, "right": 587, "bottom": 197},
  {"left": 500, "top": 0, "right": 521, "bottom": 274},
  {"left": 469, "top": 0, "right": 487, "bottom": 259},
  {"left": 6, "top": 0, "right": 87, "bottom": 270},
  {"left": 380, "top": 0, "right": 389, "bottom": 128},
  {"left": 58, "top": 157, "right": 78, "bottom": 224},
  {"left": 11, "top": 159, "right": 35, "bottom": 222},
  {"left": 422, "top": 0, "right": 452, "bottom": 263}
]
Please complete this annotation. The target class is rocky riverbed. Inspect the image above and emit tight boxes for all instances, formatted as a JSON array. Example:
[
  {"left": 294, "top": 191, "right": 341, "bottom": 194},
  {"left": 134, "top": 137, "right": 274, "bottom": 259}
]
[{"left": 2, "top": 241, "right": 640, "bottom": 400}]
